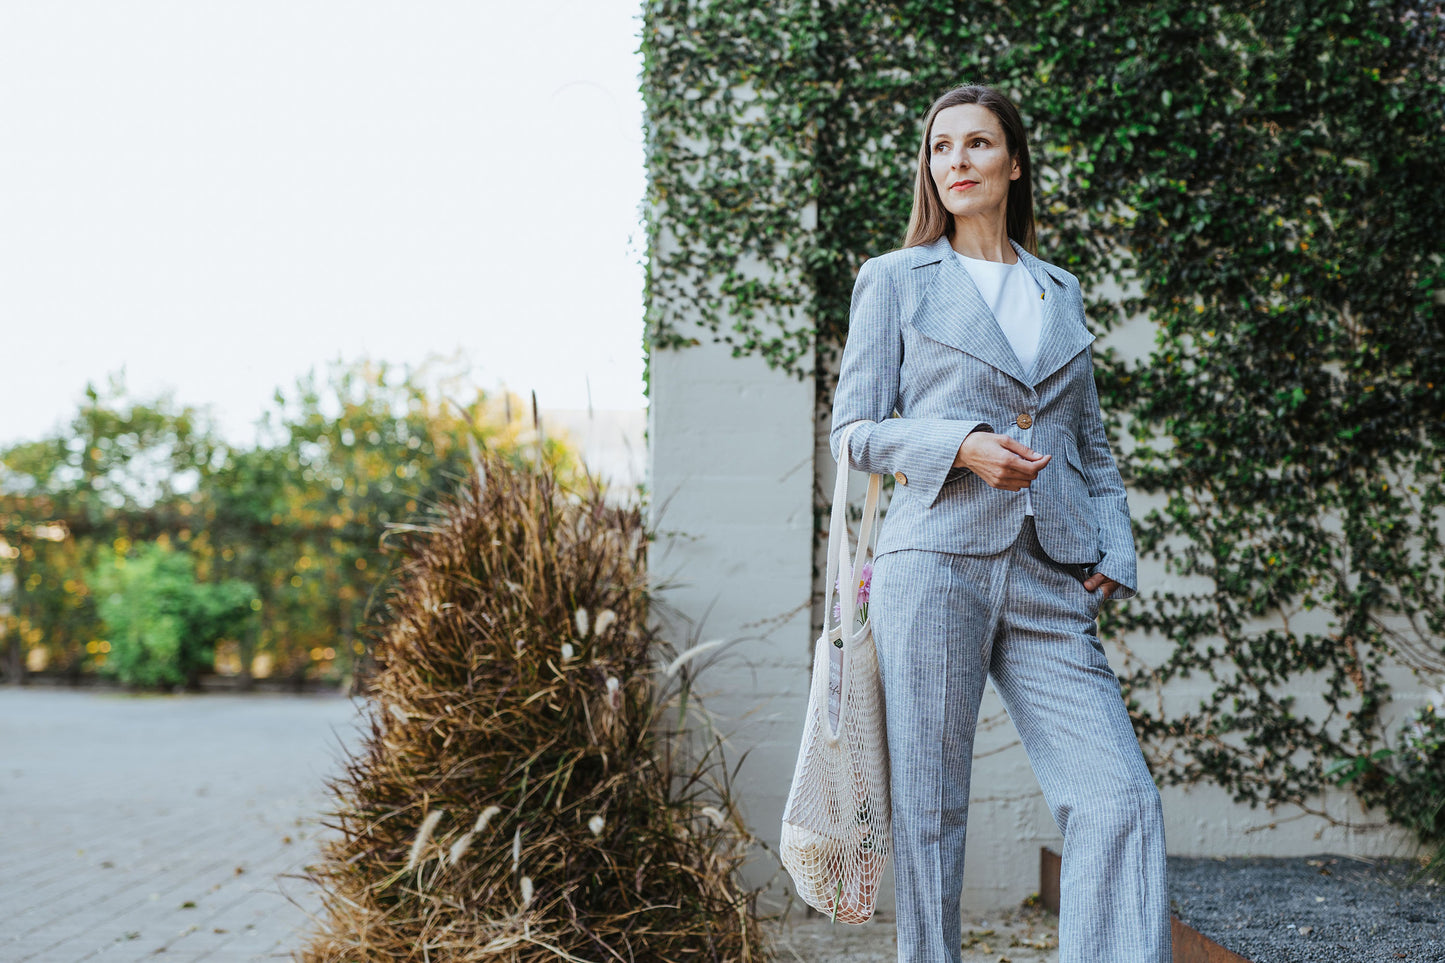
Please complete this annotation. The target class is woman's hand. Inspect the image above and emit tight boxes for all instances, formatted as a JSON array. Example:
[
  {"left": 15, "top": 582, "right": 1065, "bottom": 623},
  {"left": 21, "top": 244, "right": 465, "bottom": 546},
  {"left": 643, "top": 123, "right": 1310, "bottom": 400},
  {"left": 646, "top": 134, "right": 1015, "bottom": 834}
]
[
  {"left": 1083, "top": 572, "right": 1122, "bottom": 600},
  {"left": 954, "top": 431, "right": 1051, "bottom": 491}
]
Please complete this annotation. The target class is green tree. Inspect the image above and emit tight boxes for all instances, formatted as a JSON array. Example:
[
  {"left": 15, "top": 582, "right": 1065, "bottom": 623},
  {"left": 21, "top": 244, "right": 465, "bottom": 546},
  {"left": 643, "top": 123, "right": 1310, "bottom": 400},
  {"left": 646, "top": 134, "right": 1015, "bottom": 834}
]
[
  {"left": 0, "top": 373, "right": 220, "bottom": 681},
  {"left": 2, "top": 358, "right": 582, "bottom": 689},
  {"left": 198, "top": 359, "right": 580, "bottom": 689},
  {"left": 91, "top": 541, "right": 255, "bottom": 690}
]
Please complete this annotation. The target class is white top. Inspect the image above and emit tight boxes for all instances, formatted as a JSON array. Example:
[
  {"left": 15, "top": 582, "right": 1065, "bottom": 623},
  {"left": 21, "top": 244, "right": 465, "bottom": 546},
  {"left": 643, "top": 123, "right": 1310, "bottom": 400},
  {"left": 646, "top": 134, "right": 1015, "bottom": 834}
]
[{"left": 954, "top": 249, "right": 1044, "bottom": 516}]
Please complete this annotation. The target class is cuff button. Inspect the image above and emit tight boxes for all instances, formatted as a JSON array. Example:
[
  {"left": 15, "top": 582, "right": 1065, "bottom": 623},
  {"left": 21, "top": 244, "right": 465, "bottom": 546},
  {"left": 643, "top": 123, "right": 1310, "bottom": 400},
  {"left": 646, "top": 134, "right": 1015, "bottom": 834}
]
[{"left": 894, "top": 471, "right": 908, "bottom": 485}]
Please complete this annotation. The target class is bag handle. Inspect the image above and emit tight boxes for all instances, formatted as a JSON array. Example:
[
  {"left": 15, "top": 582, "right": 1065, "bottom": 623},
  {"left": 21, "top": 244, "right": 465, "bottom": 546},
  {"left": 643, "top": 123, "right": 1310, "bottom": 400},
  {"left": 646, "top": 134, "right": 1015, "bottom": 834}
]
[
  {"left": 820, "top": 421, "right": 884, "bottom": 740},
  {"left": 824, "top": 421, "right": 883, "bottom": 640}
]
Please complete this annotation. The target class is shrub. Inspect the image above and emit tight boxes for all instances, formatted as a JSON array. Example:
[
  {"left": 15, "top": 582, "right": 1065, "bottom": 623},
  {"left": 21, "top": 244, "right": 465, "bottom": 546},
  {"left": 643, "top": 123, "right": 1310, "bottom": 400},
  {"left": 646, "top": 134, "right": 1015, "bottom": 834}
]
[
  {"left": 92, "top": 542, "right": 255, "bottom": 689},
  {"left": 295, "top": 450, "right": 767, "bottom": 961},
  {"left": 1330, "top": 689, "right": 1445, "bottom": 882}
]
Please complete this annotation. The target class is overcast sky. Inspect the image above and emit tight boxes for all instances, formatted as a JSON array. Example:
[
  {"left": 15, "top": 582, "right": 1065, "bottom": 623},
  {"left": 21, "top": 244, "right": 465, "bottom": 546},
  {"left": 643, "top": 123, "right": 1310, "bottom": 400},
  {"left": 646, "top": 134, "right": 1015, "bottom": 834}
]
[{"left": 0, "top": 1, "right": 648, "bottom": 448}]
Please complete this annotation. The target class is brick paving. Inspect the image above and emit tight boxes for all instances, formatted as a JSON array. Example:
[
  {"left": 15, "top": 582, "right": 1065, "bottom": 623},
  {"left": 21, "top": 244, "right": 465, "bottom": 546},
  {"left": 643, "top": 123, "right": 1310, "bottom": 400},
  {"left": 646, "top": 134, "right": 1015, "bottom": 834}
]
[
  {"left": 0, "top": 686, "right": 363, "bottom": 963},
  {"left": 0, "top": 686, "right": 1059, "bottom": 963}
]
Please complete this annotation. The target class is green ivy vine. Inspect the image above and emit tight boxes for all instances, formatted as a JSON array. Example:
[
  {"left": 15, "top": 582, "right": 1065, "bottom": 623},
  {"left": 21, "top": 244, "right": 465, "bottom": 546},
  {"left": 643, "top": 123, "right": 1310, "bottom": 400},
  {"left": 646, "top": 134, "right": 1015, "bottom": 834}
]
[{"left": 640, "top": 0, "right": 1445, "bottom": 858}]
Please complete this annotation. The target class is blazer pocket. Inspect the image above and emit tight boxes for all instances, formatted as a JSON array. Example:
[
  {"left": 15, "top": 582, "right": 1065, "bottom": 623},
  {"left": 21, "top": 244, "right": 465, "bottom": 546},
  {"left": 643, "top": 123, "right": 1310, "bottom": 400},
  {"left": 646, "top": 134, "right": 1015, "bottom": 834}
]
[
  {"left": 1063, "top": 443, "right": 1088, "bottom": 478},
  {"left": 1061, "top": 443, "right": 1104, "bottom": 553}
]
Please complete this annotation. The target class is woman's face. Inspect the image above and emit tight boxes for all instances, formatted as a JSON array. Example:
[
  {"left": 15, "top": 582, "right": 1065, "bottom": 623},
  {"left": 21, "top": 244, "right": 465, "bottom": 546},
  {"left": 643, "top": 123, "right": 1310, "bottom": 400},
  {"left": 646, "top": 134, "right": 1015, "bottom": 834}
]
[{"left": 928, "top": 103, "right": 1018, "bottom": 221}]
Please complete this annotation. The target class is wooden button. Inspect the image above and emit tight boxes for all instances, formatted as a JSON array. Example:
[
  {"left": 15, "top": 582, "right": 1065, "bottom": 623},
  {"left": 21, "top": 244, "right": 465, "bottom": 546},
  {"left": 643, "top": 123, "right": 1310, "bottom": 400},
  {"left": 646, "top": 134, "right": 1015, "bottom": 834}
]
[
  {"left": 1016, "top": 412, "right": 1033, "bottom": 429},
  {"left": 893, "top": 471, "right": 908, "bottom": 486}
]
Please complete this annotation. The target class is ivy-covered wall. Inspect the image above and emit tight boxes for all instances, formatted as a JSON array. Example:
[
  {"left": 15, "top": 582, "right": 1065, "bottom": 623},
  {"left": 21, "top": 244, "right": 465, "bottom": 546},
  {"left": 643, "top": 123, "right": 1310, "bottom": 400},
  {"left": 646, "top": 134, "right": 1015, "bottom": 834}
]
[{"left": 641, "top": 0, "right": 1445, "bottom": 865}]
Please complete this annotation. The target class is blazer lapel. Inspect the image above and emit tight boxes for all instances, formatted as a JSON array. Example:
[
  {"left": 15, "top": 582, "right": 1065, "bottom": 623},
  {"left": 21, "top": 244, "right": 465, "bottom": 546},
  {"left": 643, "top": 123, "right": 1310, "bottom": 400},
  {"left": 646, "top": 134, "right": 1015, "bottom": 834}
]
[
  {"left": 907, "top": 234, "right": 1095, "bottom": 388},
  {"left": 908, "top": 235, "right": 1030, "bottom": 384},
  {"left": 1012, "top": 240, "right": 1096, "bottom": 386}
]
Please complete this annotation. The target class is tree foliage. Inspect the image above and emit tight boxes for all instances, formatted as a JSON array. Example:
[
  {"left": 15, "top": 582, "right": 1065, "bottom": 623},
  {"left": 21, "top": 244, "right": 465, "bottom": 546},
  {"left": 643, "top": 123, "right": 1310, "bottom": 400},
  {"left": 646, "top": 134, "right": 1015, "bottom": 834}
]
[
  {"left": 0, "top": 360, "right": 580, "bottom": 688},
  {"left": 91, "top": 541, "right": 255, "bottom": 689}
]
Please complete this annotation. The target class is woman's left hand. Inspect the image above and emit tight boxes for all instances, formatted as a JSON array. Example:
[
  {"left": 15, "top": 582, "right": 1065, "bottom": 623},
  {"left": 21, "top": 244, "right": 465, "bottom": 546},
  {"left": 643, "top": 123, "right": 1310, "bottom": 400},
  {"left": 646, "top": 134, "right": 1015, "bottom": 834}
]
[{"left": 1083, "top": 572, "right": 1123, "bottom": 600}]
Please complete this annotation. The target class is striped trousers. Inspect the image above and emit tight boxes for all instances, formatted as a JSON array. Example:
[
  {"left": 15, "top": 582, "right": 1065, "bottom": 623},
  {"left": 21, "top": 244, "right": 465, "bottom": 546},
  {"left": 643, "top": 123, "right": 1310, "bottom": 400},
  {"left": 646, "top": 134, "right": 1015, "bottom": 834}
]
[{"left": 870, "top": 515, "right": 1171, "bottom": 963}]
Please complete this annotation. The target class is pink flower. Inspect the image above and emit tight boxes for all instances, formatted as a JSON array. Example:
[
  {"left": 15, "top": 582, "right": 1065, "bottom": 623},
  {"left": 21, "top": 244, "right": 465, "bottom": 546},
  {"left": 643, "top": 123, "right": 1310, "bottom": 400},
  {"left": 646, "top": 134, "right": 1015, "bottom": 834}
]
[{"left": 832, "top": 561, "right": 874, "bottom": 622}]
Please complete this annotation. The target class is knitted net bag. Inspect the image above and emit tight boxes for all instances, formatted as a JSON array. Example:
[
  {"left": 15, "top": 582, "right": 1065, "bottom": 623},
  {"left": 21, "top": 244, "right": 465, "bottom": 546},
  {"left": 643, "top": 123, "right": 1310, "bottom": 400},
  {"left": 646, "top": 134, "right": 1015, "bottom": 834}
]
[{"left": 779, "top": 420, "right": 891, "bottom": 923}]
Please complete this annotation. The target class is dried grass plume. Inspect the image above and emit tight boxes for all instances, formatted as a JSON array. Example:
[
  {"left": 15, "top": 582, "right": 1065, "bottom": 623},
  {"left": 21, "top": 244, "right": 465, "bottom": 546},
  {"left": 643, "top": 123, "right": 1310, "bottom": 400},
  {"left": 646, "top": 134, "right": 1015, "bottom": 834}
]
[{"left": 294, "top": 452, "right": 767, "bottom": 961}]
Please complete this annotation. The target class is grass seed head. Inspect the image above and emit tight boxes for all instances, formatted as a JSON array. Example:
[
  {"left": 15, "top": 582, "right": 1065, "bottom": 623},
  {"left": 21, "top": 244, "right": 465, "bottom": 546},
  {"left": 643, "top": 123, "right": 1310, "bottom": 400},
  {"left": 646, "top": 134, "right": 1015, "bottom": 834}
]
[{"left": 295, "top": 452, "right": 767, "bottom": 961}]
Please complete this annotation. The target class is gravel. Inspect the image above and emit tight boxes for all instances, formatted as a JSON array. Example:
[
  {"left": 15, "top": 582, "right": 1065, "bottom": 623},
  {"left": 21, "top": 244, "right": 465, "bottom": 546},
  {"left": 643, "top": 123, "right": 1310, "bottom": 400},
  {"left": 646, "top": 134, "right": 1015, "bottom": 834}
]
[
  {"left": 1169, "top": 854, "right": 1444, "bottom": 962},
  {"left": 770, "top": 855, "right": 1444, "bottom": 962}
]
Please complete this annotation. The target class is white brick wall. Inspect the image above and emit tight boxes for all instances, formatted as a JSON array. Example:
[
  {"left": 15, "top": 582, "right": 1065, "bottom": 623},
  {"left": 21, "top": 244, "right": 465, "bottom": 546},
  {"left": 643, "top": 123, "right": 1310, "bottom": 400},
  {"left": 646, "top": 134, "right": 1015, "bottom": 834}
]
[{"left": 646, "top": 320, "right": 817, "bottom": 903}]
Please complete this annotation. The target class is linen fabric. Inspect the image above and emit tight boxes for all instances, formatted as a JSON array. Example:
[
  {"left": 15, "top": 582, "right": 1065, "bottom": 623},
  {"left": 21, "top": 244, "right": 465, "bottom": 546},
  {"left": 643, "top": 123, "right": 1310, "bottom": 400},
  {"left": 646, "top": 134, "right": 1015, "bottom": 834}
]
[
  {"left": 952, "top": 250, "right": 1044, "bottom": 387},
  {"left": 828, "top": 233, "right": 1138, "bottom": 598},
  {"left": 825, "top": 232, "right": 1170, "bottom": 961},
  {"left": 870, "top": 517, "right": 1171, "bottom": 963}
]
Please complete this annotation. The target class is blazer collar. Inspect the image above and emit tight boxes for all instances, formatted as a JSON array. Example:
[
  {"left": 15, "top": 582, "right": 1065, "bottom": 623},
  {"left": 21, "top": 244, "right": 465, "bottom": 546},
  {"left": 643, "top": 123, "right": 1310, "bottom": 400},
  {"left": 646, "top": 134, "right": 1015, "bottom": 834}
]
[{"left": 906, "top": 233, "right": 1095, "bottom": 388}]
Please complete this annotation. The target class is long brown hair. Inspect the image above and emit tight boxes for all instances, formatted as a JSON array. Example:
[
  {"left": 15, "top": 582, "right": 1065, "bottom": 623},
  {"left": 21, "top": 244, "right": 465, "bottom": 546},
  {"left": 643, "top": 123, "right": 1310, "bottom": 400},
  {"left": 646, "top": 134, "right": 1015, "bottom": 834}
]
[{"left": 902, "top": 85, "right": 1037, "bottom": 256}]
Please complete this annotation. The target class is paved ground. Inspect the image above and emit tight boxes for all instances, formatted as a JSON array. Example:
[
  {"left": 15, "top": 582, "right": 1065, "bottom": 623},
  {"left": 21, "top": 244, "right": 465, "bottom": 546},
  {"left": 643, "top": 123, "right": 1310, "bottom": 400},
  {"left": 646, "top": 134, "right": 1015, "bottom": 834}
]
[
  {"left": 0, "top": 687, "right": 1056, "bottom": 963},
  {"left": 0, "top": 686, "right": 363, "bottom": 963},
  {"left": 12, "top": 686, "right": 1445, "bottom": 962},
  {"left": 773, "top": 908, "right": 1059, "bottom": 962}
]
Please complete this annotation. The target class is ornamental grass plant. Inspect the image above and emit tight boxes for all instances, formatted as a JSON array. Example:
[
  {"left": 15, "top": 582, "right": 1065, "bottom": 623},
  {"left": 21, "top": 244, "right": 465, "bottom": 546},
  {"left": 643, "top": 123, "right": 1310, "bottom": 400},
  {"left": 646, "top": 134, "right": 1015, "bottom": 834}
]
[{"left": 294, "top": 447, "right": 767, "bottom": 962}]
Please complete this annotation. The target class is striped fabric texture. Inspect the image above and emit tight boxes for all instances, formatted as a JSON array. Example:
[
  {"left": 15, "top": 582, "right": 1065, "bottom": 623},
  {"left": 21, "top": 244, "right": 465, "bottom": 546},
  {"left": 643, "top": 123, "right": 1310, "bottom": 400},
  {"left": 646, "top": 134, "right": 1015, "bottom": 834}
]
[
  {"left": 828, "top": 233, "right": 1138, "bottom": 599},
  {"left": 869, "top": 521, "right": 1171, "bottom": 962}
]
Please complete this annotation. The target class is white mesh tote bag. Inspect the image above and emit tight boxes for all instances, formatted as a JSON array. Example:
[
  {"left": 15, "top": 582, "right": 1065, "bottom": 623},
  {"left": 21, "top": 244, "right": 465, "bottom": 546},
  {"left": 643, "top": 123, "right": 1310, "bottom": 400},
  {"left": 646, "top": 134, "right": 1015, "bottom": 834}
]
[{"left": 779, "top": 420, "right": 891, "bottom": 923}]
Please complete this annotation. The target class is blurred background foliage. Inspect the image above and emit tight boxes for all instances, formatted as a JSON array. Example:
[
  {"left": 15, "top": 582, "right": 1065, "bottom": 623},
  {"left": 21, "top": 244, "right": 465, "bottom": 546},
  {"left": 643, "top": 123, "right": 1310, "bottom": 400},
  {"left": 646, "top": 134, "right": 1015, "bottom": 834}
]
[
  {"left": 0, "top": 359, "right": 580, "bottom": 690},
  {"left": 90, "top": 541, "right": 256, "bottom": 689}
]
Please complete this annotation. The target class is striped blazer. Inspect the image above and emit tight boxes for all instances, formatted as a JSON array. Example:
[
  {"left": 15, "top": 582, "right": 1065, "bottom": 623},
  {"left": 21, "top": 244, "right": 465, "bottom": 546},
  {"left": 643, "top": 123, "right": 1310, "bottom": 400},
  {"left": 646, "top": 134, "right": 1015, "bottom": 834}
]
[{"left": 828, "top": 232, "right": 1139, "bottom": 600}]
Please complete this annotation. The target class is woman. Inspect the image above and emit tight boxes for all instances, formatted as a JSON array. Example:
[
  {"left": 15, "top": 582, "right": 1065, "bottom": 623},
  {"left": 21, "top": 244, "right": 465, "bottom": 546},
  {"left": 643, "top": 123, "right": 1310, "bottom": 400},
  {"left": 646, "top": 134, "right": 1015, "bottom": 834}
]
[{"left": 828, "top": 85, "right": 1171, "bottom": 962}]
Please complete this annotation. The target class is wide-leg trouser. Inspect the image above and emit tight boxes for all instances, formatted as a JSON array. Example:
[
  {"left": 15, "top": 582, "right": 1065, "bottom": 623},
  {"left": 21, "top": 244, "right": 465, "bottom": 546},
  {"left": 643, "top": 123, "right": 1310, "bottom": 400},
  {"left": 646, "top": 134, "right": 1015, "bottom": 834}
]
[{"left": 869, "top": 515, "right": 1171, "bottom": 963}]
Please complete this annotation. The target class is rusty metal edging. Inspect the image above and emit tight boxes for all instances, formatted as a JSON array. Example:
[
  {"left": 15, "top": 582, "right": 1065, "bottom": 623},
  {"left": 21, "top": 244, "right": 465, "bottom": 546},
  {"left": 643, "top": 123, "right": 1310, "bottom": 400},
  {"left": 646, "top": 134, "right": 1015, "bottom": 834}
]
[{"left": 1039, "top": 847, "right": 1251, "bottom": 963}]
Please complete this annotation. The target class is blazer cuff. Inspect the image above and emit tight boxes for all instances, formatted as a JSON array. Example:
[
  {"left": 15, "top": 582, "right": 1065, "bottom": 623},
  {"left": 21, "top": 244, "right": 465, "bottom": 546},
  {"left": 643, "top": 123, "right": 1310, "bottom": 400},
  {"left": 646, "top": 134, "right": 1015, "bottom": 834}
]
[
  {"left": 843, "top": 417, "right": 989, "bottom": 509},
  {"left": 1094, "top": 555, "right": 1138, "bottom": 600},
  {"left": 910, "top": 420, "right": 987, "bottom": 509}
]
